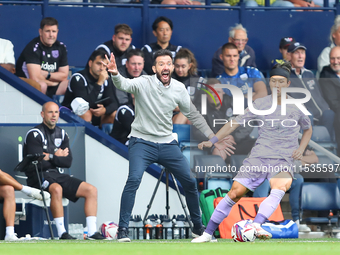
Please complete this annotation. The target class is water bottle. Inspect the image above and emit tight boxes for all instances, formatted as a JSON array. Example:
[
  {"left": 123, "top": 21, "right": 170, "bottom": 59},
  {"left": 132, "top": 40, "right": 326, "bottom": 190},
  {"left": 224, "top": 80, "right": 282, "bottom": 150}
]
[
  {"left": 68, "top": 224, "right": 75, "bottom": 239},
  {"left": 76, "top": 224, "right": 84, "bottom": 240},
  {"left": 128, "top": 216, "right": 135, "bottom": 240},
  {"left": 162, "top": 217, "right": 172, "bottom": 240},
  {"left": 144, "top": 219, "right": 152, "bottom": 240},
  {"left": 155, "top": 219, "right": 163, "bottom": 239},
  {"left": 173, "top": 218, "right": 179, "bottom": 239},
  {"left": 135, "top": 215, "right": 144, "bottom": 240},
  {"left": 176, "top": 215, "right": 185, "bottom": 239},
  {"left": 183, "top": 216, "right": 192, "bottom": 239},
  {"left": 83, "top": 226, "right": 88, "bottom": 240}
]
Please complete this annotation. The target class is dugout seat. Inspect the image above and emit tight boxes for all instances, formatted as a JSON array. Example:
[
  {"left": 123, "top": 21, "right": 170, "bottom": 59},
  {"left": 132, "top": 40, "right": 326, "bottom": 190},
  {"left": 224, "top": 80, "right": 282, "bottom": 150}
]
[
  {"left": 300, "top": 182, "right": 340, "bottom": 235},
  {"left": 194, "top": 155, "right": 233, "bottom": 190},
  {"left": 311, "top": 126, "right": 337, "bottom": 154}
]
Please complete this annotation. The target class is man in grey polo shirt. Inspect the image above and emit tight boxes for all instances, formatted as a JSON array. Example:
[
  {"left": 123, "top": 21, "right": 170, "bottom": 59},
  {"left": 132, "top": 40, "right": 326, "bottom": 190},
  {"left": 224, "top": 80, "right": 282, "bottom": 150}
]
[{"left": 105, "top": 49, "right": 233, "bottom": 242}]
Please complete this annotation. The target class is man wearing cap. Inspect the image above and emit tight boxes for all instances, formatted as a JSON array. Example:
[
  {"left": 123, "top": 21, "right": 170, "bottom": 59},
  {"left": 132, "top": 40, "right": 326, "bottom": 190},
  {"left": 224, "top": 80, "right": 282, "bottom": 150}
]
[
  {"left": 288, "top": 42, "right": 334, "bottom": 138},
  {"left": 271, "top": 37, "right": 296, "bottom": 67},
  {"left": 212, "top": 24, "right": 256, "bottom": 77}
]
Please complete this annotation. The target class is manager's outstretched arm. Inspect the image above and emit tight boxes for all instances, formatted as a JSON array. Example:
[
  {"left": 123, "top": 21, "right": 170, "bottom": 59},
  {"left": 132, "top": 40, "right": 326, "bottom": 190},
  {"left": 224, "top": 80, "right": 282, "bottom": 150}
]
[{"left": 198, "top": 121, "right": 240, "bottom": 150}]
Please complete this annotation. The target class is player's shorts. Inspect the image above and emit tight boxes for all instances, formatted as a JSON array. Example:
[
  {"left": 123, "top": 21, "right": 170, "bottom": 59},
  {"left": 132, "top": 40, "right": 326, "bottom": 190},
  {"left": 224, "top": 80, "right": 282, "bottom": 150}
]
[
  {"left": 233, "top": 157, "right": 293, "bottom": 192},
  {"left": 46, "top": 83, "right": 60, "bottom": 98},
  {"left": 28, "top": 169, "right": 83, "bottom": 202}
]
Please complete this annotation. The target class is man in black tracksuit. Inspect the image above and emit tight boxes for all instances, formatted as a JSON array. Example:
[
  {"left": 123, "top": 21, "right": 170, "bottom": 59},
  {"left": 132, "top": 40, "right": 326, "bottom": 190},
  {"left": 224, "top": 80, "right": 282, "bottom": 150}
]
[
  {"left": 23, "top": 102, "right": 104, "bottom": 240},
  {"left": 62, "top": 50, "right": 118, "bottom": 126},
  {"left": 141, "top": 16, "right": 182, "bottom": 75},
  {"left": 110, "top": 49, "right": 146, "bottom": 144},
  {"left": 96, "top": 24, "right": 135, "bottom": 69}
]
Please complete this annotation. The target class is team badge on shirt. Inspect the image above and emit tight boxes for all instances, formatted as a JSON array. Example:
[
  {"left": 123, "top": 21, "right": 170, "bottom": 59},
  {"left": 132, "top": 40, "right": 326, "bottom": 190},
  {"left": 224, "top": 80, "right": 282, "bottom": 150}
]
[
  {"left": 52, "top": 50, "right": 59, "bottom": 58},
  {"left": 54, "top": 138, "right": 62, "bottom": 147}
]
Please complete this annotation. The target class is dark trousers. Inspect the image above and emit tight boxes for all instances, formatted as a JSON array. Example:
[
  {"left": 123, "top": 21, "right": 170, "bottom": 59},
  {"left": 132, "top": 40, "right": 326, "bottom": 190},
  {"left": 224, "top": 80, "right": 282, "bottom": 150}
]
[{"left": 118, "top": 137, "right": 201, "bottom": 229}]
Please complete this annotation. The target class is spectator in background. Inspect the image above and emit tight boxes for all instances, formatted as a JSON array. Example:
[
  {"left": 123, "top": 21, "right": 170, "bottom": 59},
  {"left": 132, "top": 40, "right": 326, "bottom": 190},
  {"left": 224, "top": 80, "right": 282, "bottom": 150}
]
[
  {"left": 142, "top": 16, "right": 182, "bottom": 75},
  {"left": 62, "top": 50, "right": 118, "bottom": 128},
  {"left": 96, "top": 24, "right": 135, "bottom": 69},
  {"left": 288, "top": 42, "right": 335, "bottom": 139},
  {"left": 110, "top": 49, "right": 146, "bottom": 144},
  {"left": 172, "top": 48, "right": 200, "bottom": 124},
  {"left": 212, "top": 24, "right": 256, "bottom": 77},
  {"left": 271, "top": 37, "right": 296, "bottom": 67},
  {"left": 317, "top": 15, "right": 340, "bottom": 78},
  {"left": 319, "top": 46, "right": 340, "bottom": 157},
  {"left": 160, "top": 0, "right": 202, "bottom": 7},
  {"left": 217, "top": 43, "right": 267, "bottom": 105},
  {"left": 0, "top": 38, "right": 15, "bottom": 74},
  {"left": 173, "top": 48, "right": 199, "bottom": 88},
  {"left": 0, "top": 38, "right": 45, "bottom": 92},
  {"left": 225, "top": 0, "right": 294, "bottom": 7},
  {"left": 285, "top": 0, "right": 319, "bottom": 7},
  {"left": 16, "top": 17, "right": 69, "bottom": 98},
  {"left": 192, "top": 79, "right": 254, "bottom": 161}
]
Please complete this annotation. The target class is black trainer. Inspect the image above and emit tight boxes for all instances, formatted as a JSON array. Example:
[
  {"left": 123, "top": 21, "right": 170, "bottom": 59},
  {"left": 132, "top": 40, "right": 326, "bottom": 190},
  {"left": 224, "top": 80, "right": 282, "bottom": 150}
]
[
  {"left": 192, "top": 225, "right": 206, "bottom": 237},
  {"left": 60, "top": 232, "right": 76, "bottom": 240},
  {"left": 117, "top": 228, "right": 131, "bottom": 242},
  {"left": 86, "top": 232, "right": 106, "bottom": 240}
]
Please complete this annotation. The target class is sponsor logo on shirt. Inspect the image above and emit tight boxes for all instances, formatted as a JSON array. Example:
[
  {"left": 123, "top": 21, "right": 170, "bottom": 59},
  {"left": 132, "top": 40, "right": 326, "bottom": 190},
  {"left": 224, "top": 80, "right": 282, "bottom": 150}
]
[{"left": 41, "top": 62, "right": 57, "bottom": 72}]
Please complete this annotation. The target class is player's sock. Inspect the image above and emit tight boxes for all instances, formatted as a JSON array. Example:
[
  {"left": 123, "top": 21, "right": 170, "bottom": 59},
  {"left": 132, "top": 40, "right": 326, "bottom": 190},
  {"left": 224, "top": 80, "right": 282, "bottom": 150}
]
[
  {"left": 54, "top": 217, "right": 66, "bottom": 237},
  {"left": 253, "top": 189, "right": 285, "bottom": 224},
  {"left": 206, "top": 195, "right": 235, "bottom": 235},
  {"left": 6, "top": 226, "right": 15, "bottom": 236},
  {"left": 86, "top": 216, "right": 97, "bottom": 237}
]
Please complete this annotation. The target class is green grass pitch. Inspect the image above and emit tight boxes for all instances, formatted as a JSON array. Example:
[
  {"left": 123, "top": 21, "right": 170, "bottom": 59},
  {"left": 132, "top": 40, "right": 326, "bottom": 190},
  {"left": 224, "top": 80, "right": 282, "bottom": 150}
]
[{"left": 1, "top": 239, "right": 340, "bottom": 255}]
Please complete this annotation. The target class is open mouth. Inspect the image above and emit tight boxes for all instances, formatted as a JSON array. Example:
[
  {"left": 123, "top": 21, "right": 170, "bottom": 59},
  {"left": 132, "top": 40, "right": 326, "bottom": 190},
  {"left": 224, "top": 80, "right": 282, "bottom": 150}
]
[{"left": 162, "top": 71, "right": 170, "bottom": 80}]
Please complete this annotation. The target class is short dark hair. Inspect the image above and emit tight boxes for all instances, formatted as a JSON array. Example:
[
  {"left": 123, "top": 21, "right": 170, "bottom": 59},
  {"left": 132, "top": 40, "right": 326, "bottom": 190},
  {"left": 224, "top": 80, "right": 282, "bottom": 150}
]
[
  {"left": 152, "top": 16, "right": 173, "bottom": 31},
  {"left": 40, "top": 17, "right": 58, "bottom": 30},
  {"left": 126, "top": 49, "right": 144, "bottom": 61},
  {"left": 115, "top": 24, "right": 133, "bottom": 36},
  {"left": 153, "top": 49, "right": 173, "bottom": 66},
  {"left": 88, "top": 49, "right": 108, "bottom": 63},
  {"left": 221, "top": 42, "right": 238, "bottom": 53}
]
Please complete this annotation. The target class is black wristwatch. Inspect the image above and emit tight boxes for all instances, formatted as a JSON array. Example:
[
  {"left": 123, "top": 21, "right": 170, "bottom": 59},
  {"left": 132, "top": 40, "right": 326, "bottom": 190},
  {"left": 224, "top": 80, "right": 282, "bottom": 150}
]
[
  {"left": 46, "top": 72, "right": 51, "bottom": 80},
  {"left": 49, "top": 154, "right": 54, "bottom": 161}
]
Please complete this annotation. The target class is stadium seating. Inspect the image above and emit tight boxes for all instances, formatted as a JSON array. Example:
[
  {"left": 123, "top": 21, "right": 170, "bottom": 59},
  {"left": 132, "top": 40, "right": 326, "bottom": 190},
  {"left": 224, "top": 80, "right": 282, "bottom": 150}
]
[
  {"left": 194, "top": 155, "right": 233, "bottom": 190},
  {"left": 311, "top": 126, "right": 337, "bottom": 154},
  {"left": 300, "top": 182, "right": 340, "bottom": 234}
]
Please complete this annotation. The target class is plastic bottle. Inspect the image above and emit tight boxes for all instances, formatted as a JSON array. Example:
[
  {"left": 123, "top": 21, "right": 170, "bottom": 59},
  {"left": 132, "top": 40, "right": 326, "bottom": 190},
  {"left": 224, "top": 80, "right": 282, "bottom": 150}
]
[
  {"left": 155, "top": 219, "right": 163, "bottom": 239},
  {"left": 128, "top": 216, "right": 135, "bottom": 240},
  {"left": 145, "top": 219, "right": 152, "bottom": 240},
  {"left": 68, "top": 224, "right": 75, "bottom": 239},
  {"left": 135, "top": 215, "right": 144, "bottom": 240},
  {"left": 183, "top": 216, "right": 192, "bottom": 239},
  {"left": 176, "top": 215, "right": 185, "bottom": 239},
  {"left": 162, "top": 217, "right": 172, "bottom": 239},
  {"left": 173, "top": 218, "right": 179, "bottom": 239},
  {"left": 83, "top": 226, "right": 88, "bottom": 240}
]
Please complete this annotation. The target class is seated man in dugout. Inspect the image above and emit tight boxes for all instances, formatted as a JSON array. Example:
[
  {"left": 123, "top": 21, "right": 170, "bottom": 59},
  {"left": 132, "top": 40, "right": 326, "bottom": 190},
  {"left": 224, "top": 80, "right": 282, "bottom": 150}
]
[{"left": 0, "top": 169, "right": 50, "bottom": 241}]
